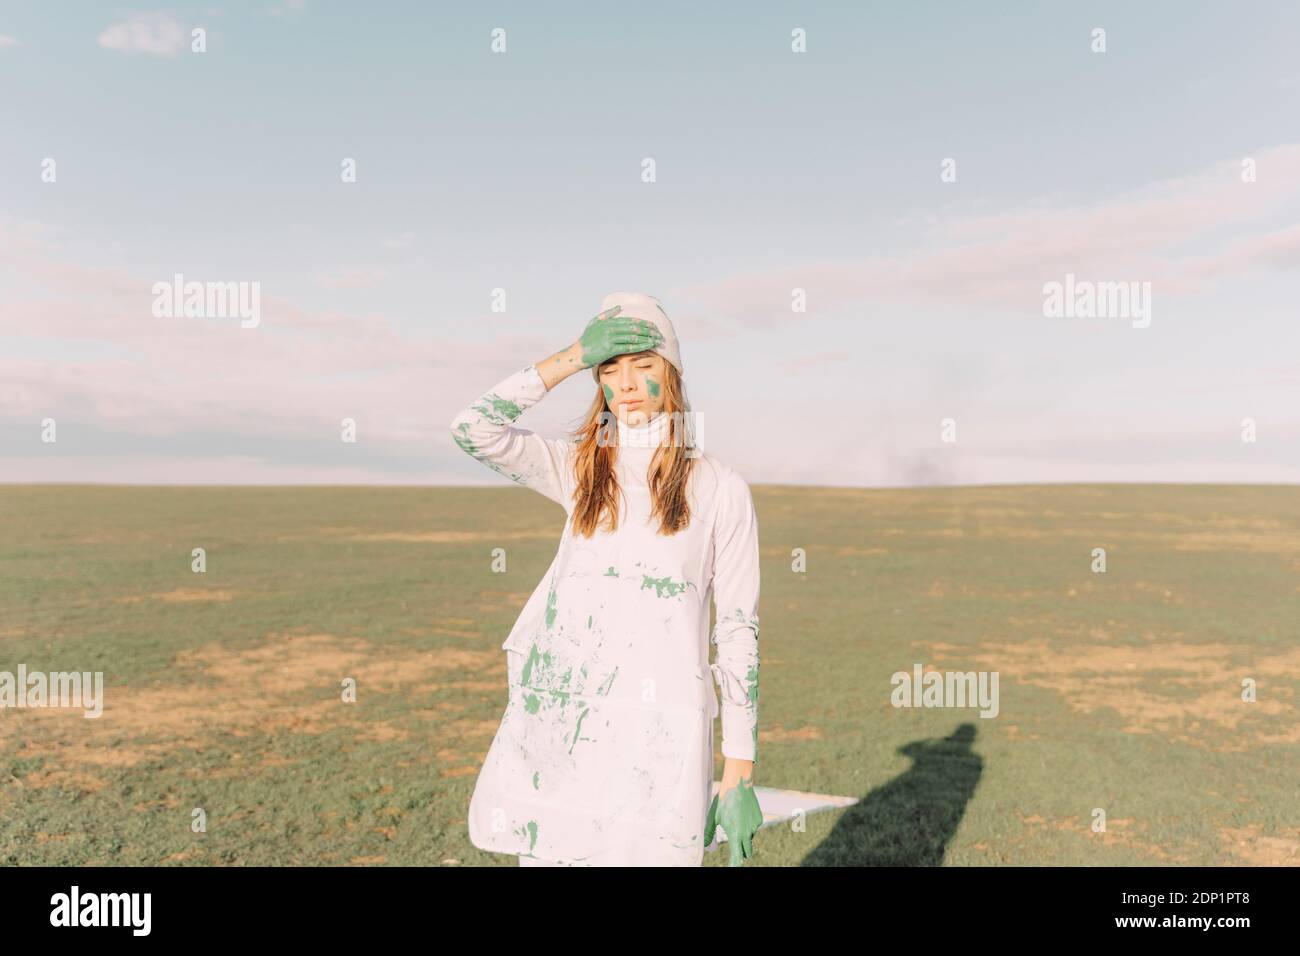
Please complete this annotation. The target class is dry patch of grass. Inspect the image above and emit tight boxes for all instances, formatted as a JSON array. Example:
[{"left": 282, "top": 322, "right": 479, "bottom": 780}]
[
  {"left": 915, "top": 638, "right": 1300, "bottom": 751},
  {"left": 2, "top": 633, "right": 504, "bottom": 793},
  {"left": 114, "top": 588, "right": 237, "bottom": 604},
  {"left": 1012, "top": 810, "right": 1197, "bottom": 863},
  {"left": 961, "top": 522, "right": 1299, "bottom": 555},
  {"left": 1218, "top": 824, "right": 1300, "bottom": 865}
]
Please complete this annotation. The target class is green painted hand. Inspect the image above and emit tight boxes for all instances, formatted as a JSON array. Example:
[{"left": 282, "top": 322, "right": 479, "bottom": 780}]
[
  {"left": 704, "top": 777, "right": 762, "bottom": 866},
  {"left": 578, "top": 306, "right": 664, "bottom": 368}
]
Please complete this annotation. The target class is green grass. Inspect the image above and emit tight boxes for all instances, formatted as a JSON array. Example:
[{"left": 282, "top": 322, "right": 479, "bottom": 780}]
[{"left": 1, "top": 483, "right": 1297, "bottom": 866}]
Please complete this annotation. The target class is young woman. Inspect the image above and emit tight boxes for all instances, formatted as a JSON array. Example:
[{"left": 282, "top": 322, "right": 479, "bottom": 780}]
[{"left": 453, "top": 292, "right": 764, "bottom": 867}]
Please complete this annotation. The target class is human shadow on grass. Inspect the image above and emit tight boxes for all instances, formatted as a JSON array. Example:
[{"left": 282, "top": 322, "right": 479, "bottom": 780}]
[{"left": 800, "top": 723, "right": 982, "bottom": 866}]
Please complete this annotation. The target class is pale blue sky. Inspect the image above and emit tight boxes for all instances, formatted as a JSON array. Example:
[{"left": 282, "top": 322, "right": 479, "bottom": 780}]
[{"left": 2, "top": 1, "right": 1298, "bottom": 485}]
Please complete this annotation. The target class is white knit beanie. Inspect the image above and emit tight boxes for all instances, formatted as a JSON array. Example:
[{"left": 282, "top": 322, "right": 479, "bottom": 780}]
[{"left": 590, "top": 291, "right": 684, "bottom": 382}]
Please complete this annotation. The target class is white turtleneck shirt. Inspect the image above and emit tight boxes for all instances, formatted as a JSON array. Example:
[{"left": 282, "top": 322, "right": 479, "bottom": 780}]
[{"left": 451, "top": 363, "right": 761, "bottom": 866}]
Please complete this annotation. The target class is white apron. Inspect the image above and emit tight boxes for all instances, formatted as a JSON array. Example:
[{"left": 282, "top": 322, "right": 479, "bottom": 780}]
[{"left": 453, "top": 365, "right": 761, "bottom": 866}]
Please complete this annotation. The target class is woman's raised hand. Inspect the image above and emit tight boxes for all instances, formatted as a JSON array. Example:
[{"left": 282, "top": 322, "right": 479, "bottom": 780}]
[
  {"left": 533, "top": 305, "right": 668, "bottom": 391},
  {"left": 577, "top": 305, "right": 665, "bottom": 369}
]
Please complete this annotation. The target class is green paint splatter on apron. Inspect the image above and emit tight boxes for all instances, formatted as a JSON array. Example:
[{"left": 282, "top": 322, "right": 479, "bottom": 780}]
[
  {"left": 595, "top": 666, "right": 619, "bottom": 696},
  {"left": 544, "top": 582, "right": 558, "bottom": 629},
  {"left": 568, "top": 706, "right": 591, "bottom": 752},
  {"left": 518, "top": 819, "right": 537, "bottom": 851},
  {"left": 640, "top": 574, "right": 696, "bottom": 599}
]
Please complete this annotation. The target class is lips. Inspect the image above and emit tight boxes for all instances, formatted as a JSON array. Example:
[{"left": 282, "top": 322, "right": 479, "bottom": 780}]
[{"left": 618, "top": 399, "right": 643, "bottom": 406}]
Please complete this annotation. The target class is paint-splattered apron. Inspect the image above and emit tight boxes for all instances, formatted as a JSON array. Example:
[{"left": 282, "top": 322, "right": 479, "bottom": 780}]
[
  {"left": 467, "top": 473, "right": 722, "bottom": 865},
  {"left": 455, "top": 366, "right": 760, "bottom": 866}
]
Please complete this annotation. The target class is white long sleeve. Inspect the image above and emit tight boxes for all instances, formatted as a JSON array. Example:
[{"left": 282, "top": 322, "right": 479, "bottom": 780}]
[
  {"left": 707, "top": 468, "right": 761, "bottom": 763},
  {"left": 449, "top": 364, "right": 576, "bottom": 509}
]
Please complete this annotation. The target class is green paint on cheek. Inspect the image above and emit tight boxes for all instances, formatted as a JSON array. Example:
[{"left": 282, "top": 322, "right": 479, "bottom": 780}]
[
  {"left": 646, "top": 377, "right": 660, "bottom": 398},
  {"left": 602, "top": 383, "right": 614, "bottom": 402}
]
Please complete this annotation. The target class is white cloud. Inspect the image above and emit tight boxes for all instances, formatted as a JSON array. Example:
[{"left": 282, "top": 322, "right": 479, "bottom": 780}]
[
  {"left": 98, "top": 14, "right": 186, "bottom": 57},
  {"left": 672, "top": 143, "right": 1300, "bottom": 331}
]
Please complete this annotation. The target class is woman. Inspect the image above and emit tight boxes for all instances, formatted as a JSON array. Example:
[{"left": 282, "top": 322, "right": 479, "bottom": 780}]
[{"left": 453, "top": 291, "right": 764, "bottom": 866}]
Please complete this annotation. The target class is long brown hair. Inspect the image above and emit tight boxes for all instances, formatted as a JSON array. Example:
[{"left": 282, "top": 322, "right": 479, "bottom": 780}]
[{"left": 570, "top": 361, "right": 695, "bottom": 537}]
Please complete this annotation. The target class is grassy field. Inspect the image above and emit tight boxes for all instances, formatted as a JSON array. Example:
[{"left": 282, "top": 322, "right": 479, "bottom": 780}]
[{"left": 1, "top": 483, "right": 1297, "bottom": 866}]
